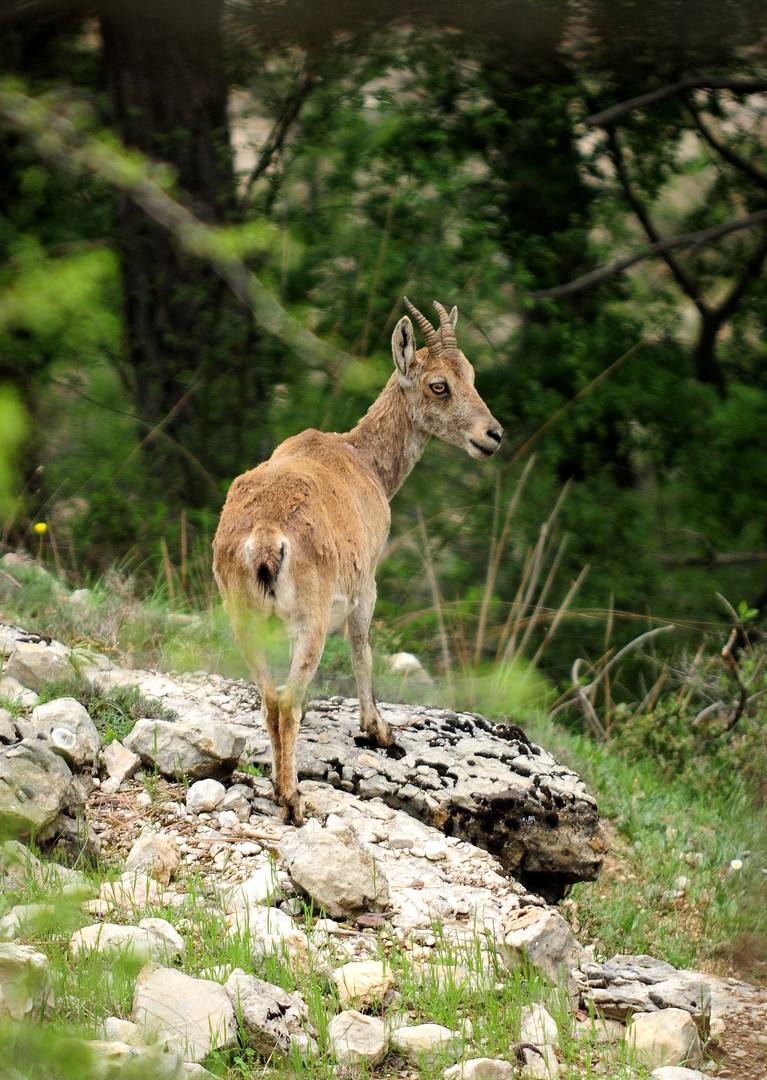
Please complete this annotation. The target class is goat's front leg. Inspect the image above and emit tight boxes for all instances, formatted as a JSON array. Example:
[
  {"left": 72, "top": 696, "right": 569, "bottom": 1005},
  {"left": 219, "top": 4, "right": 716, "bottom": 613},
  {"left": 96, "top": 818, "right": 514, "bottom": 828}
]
[
  {"left": 277, "top": 612, "right": 329, "bottom": 824},
  {"left": 348, "top": 588, "right": 394, "bottom": 748}
]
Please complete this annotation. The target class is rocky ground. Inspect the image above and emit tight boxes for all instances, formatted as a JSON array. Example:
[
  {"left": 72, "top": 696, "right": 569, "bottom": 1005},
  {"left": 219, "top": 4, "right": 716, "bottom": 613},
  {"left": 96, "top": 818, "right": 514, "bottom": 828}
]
[{"left": 1, "top": 620, "right": 766, "bottom": 1080}]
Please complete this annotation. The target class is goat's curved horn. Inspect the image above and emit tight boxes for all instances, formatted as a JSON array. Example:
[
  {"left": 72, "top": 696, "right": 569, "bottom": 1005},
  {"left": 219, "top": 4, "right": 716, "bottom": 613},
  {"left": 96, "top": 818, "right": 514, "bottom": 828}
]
[
  {"left": 433, "top": 300, "right": 458, "bottom": 348},
  {"left": 404, "top": 296, "right": 439, "bottom": 349}
]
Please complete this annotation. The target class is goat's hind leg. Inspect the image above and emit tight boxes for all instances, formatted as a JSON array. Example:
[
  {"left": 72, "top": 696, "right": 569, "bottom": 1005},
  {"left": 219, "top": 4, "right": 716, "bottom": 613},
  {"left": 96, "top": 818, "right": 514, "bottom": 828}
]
[
  {"left": 348, "top": 588, "right": 394, "bottom": 748},
  {"left": 277, "top": 610, "right": 330, "bottom": 824},
  {"left": 227, "top": 604, "right": 284, "bottom": 806}
]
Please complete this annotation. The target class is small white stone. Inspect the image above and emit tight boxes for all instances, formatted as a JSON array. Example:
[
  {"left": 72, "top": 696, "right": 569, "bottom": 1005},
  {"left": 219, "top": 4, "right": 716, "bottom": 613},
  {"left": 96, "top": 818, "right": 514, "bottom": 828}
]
[
  {"left": 519, "top": 1044, "right": 559, "bottom": 1078},
  {"left": 628, "top": 1009, "right": 704, "bottom": 1069},
  {"left": 332, "top": 960, "right": 394, "bottom": 1009},
  {"left": 444, "top": 1060, "right": 515, "bottom": 1079},
  {"left": 519, "top": 1003, "right": 558, "bottom": 1046},
  {"left": 218, "top": 810, "right": 239, "bottom": 829},
  {"left": 329, "top": 1010, "right": 388, "bottom": 1067},
  {"left": 392, "top": 1023, "right": 462, "bottom": 1064},
  {"left": 424, "top": 840, "right": 447, "bottom": 861},
  {"left": 186, "top": 779, "right": 226, "bottom": 815}
]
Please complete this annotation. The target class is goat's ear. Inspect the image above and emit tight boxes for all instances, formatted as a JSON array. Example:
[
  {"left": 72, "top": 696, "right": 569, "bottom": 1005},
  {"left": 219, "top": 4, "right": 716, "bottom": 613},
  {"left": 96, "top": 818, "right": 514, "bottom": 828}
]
[
  {"left": 392, "top": 315, "right": 416, "bottom": 385},
  {"left": 449, "top": 305, "right": 458, "bottom": 328}
]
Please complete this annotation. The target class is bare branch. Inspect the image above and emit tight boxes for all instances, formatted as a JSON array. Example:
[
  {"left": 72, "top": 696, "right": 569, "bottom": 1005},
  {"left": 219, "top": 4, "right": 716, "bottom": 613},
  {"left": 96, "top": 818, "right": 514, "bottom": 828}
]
[
  {"left": 0, "top": 84, "right": 350, "bottom": 370},
  {"left": 240, "top": 63, "right": 319, "bottom": 207},
  {"left": 658, "top": 550, "right": 767, "bottom": 567},
  {"left": 604, "top": 127, "right": 707, "bottom": 314},
  {"left": 531, "top": 210, "right": 767, "bottom": 300},
  {"left": 685, "top": 94, "right": 767, "bottom": 190},
  {"left": 586, "top": 77, "right": 767, "bottom": 128},
  {"left": 712, "top": 227, "right": 767, "bottom": 323}
]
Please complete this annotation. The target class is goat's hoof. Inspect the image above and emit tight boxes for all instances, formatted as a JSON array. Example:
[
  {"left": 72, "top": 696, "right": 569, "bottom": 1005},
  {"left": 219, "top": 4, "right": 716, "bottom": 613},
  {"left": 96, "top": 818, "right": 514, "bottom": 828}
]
[
  {"left": 363, "top": 712, "right": 395, "bottom": 748},
  {"left": 281, "top": 792, "right": 304, "bottom": 826}
]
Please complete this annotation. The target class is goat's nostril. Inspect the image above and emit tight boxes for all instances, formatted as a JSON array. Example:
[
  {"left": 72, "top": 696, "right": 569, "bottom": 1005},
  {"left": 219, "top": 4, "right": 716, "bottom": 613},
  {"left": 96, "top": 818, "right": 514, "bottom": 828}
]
[{"left": 486, "top": 427, "right": 503, "bottom": 444}]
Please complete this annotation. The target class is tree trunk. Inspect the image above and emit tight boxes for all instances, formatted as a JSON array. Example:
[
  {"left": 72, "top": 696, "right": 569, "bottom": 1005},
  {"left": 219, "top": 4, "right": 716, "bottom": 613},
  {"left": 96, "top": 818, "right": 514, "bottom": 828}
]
[
  {"left": 693, "top": 311, "right": 726, "bottom": 396},
  {"left": 100, "top": 0, "right": 268, "bottom": 508}
]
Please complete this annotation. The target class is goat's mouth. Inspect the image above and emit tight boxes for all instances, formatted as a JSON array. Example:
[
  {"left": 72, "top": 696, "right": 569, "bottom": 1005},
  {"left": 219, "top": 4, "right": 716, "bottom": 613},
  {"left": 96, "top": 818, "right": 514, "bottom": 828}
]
[{"left": 468, "top": 438, "right": 497, "bottom": 459}]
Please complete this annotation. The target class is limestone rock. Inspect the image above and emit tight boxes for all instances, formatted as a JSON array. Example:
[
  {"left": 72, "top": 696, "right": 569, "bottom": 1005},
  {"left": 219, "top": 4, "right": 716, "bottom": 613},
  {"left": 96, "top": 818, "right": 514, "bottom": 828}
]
[
  {"left": 0, "top": 708, "right": 16, "bottom": 742},
  {"left": 72, "top": 1039, "right": 182, "bottom": 1079},
  {"left": 332, "top": 959, "right": 394, "bottom": 1010},
  {"left": 0, "top": 943, "right": 53, "bottom": 1020},
  {"left": 17, "top": 698, "right": 100, "bottom": 768},
  {"left": 133, "top": 964, "right": 237, "bottom": 1062},
  {"left": 125, "top": 828, "right": 180, "bottom": 885},
  {"left": 279, "top": 820, "right": 390, "bottom": 918},
  {"left": 651, "top": 1069, "right": 715, "bottom": 1080},
  {"left": 392, "top": 1023, "right": 462, "bottom": 1064},
  {"left": 0, "top": 839, "right": 89, "bottom": 891},
  {"left": 519, "top": 1044, "right": 559, "bottom": 1078},
  {"left": 0, "top": 903, "right": 56, "bottom": 940},
  {"left": 219, "top": 783, "right": 252, "bottom": 820},
  {"left": 519, "top": 1003, "right": 558, "bottom": 1046},
  {"left": 221, "top": 864, "right": 280, "bottom": 910},
  {"left": 186, "top": 778, "right": 226, "bottom": 814},
  {"left": 329, "top": 1009, "right": 388, "bottom": 1067},
  {"left": 100, "top": 1017, "right": 146, "bottom": 1045},
  {"left": 503, "top": 906, "right": 582, "bottom": 988},
  {"left": 102, "top": 740, "right": 141, "bottom": 786},
  {"left": 125, "top": 718, "right": 244, "bottom": 779},
  {"left": 444, "top": 1060, "right": 516, "bottom": 1079},
  {"left": 627, "top": 1009, "right": 704, "bottom": 1069},
  {"left": 70, "top": 921, "right": 184, "bottom": 963},
  {"left": 5, "top": 640, "right": 72, "bottom": 691},
  {"left": 388, "top": 651, "right": 433, "bottom": 683},
  {"left": 0, "top": 739, "right": 74, "bottom": 837},
  {"left": 579, "top": 955, "right": 713, "bottom": 1031},
  {"left": 573, "top": 1016, "right": 625, "bottom": 1044},
  {"left": 268, "top": 696, "right": 602, "bottom": 899},
  {"left": 0, "top": 677, "right": 38, "bottom": 708},
  {"left": 224, "top": 967, "right": 314, "bottom": 1055},
  {"left": 100, "top": 872, "right": 163, "bottom": 911}
]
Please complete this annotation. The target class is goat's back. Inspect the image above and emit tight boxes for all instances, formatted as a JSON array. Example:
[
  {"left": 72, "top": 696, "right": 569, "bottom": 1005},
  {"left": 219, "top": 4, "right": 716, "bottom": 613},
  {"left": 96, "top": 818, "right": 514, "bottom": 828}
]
[{"left": 213, "top": 429, "right": 390, "bottom": 608}]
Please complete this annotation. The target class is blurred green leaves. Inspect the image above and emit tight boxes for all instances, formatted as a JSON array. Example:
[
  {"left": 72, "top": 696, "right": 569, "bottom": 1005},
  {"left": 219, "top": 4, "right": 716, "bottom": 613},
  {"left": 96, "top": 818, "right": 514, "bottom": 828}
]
[{"left": 0, "top": 389, "right": 26, "bottom": 518}]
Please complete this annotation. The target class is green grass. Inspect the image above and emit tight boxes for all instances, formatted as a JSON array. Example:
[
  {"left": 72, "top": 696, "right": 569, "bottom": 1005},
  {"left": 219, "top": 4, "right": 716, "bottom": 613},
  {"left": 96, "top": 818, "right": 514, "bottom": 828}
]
[
  {"left": 0, "top": 849, "right": 652, "bottom": 1080},
  {"left": 35, "top": 675, "right": 176, "bottom": 744},
  {"left": 1, "top": 556, "right": 765, "bottom": 1076},
  {"left": 526, "top": 713, "right": 767, "bottom": 976}
]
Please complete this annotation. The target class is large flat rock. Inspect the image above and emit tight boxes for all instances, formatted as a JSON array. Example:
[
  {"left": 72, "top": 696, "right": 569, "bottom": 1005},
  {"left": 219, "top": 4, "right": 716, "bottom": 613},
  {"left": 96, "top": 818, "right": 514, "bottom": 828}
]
[{"left": 0, "top": 623, "right": 604, "bottom": 899}]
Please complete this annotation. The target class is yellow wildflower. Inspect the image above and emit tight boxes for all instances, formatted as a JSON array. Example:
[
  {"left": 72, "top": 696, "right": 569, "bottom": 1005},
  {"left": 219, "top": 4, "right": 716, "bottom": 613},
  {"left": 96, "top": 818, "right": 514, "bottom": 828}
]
[{"left": 33, "top": 521, "right": 48, "bottom": 535}]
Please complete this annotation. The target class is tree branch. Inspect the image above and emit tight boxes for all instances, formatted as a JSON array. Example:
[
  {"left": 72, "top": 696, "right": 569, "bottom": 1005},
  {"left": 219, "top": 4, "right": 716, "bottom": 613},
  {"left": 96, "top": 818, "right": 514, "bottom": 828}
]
[
  {"left": 712, "top": 226, "right": 767, "bottom": 323},
  {"left": 657, "top": 551, "right": 767, "bottom": 567},
  {"left": 530, "top": 210, "right": 767, "bottom": 300},
  {"left": 586, "top": 77, "right": 767, "bottom": 128},
  {"left": 685, "top": 94, "right": 767, "bottom": 191},
  {"left": 0, "top": 83, "right": 350, "bottom": 370},
  {"left": 239, "top": 62, "right": 319, "bottom": 207},
  {"left": 605, "top": 127, "right": 708, "bottom": 314}
]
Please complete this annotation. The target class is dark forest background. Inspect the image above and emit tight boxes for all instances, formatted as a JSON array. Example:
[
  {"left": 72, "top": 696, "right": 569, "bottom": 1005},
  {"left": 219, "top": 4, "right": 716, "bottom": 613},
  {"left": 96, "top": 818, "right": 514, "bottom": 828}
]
[{"left": 1, "top": 0, "right": 767, "bottom": 701}]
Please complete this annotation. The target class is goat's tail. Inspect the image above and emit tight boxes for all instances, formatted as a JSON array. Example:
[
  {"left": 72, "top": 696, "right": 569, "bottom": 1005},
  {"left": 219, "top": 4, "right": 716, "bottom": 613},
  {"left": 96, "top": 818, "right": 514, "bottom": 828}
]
[{"left": 240, "top": 525, "right": 288, "bottom": 598}]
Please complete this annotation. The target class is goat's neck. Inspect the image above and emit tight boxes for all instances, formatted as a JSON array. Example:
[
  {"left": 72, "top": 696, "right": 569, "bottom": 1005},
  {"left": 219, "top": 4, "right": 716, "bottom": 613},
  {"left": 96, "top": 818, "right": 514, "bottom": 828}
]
[{"left": 345, "top": 373, "right": 429, "bottom": 499}]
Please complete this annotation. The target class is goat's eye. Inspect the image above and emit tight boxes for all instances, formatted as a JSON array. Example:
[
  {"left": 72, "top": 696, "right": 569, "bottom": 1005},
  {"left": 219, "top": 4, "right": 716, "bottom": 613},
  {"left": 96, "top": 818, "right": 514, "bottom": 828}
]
[{"left": 430, "top": 381, "right": 449, "bottom": 396}]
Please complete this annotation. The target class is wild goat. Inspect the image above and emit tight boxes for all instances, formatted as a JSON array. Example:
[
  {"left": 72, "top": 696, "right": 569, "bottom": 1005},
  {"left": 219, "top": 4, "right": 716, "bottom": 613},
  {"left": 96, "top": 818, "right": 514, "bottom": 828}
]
[{"left": 212, "top": 299, "right": 502, "bottom": 822}]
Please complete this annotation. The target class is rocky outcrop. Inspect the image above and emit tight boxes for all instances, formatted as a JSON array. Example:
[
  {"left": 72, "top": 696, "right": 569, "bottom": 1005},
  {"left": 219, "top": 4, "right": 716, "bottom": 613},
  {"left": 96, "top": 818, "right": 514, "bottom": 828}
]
[
  {"left": 0, "top": 739, "right": 78, "bottom": 837},
  {"left": 124, "top": 718, "right": 244, "bottom": 780},
  {"left": 279, "top": 820, "right": 391, "bottom": 918},
  {"left": 0, "top": 621, "right": 602, "bottom": 898}
]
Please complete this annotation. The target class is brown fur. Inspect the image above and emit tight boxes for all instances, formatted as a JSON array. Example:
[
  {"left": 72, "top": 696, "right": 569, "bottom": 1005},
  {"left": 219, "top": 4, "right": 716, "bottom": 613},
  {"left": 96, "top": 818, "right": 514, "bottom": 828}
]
[{"left": 212, "top": 301, "right": 502, "bottom": 822}]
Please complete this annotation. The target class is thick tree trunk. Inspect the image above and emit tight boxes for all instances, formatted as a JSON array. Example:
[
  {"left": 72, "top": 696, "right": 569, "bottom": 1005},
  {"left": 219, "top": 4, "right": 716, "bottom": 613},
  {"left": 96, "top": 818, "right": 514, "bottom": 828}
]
[{"left": 100, "top": 0, "right": 266, "bottom": 508}]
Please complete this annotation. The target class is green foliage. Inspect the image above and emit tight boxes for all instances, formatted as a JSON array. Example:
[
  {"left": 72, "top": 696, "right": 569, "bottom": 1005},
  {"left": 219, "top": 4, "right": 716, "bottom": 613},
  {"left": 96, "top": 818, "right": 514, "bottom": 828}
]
[
  {"left": 0, "top": 387, "right": 26, "bottom": 518},
  {"left": 36, "top": 676, "right": 176, "bottom": 744}
]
